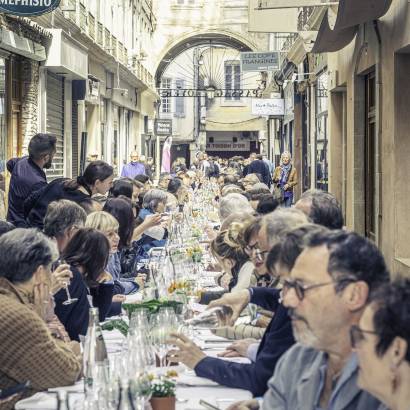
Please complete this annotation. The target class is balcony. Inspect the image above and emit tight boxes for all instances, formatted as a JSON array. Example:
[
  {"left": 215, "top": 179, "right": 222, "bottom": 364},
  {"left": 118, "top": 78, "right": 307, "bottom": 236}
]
[{"left": 297, "top": 7, "right": 314, "bottom": 31}]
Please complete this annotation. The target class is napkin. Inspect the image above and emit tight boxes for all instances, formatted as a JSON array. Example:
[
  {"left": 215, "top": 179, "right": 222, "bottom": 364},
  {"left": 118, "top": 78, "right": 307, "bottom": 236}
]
[{"left": 177, "top": 374, "right": 219, "bottom": 387}]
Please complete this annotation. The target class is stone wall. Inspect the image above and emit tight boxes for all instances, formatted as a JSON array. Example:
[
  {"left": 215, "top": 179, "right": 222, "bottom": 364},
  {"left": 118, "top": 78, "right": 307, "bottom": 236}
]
[{"left": 20, "top": 59, "right": 39, "bottom": 155}]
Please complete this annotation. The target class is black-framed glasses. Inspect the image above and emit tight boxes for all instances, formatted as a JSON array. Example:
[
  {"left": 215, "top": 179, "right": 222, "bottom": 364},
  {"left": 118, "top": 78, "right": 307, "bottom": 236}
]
[
  {"left": 255, "top": 248, "right": 269, "bottom": 261},
  {"left": 350, "top": 324, "right": 378, "bottom": 348},
  {"left": 245, "top": 243, "right": 258, "bottom": 254},
  {"left": 282, "top": 278, "right": 334, "bottom": 301}
]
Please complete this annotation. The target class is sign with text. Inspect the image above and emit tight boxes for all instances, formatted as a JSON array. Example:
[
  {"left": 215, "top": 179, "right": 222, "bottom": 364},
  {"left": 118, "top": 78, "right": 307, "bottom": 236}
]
[
  {"left": 249, "top": 0, "right": 298, "bottom": 33},
  {"left": 252, "top": 98, "right": 285, "bottom": 116},
  {"left": 241, "top": 52, "right": 280, "bottom": 72},
  {"left": 206, "top": 141, "right": 250, "bottom": 152},
  {"left": 158, "top": 88, "right": 264, "bottom": 98},
  {"left": 0, "top": 0, "right": 61, "bottom": 16},
  {"left": 155, "top": 119, "right": 172, "bottom": 136}
]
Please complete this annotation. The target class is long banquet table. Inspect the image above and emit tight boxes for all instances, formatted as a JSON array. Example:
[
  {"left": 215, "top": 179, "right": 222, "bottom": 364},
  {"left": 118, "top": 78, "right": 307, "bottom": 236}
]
[{"left": 16, "top": 326, "right": 252, "bottom": 410}]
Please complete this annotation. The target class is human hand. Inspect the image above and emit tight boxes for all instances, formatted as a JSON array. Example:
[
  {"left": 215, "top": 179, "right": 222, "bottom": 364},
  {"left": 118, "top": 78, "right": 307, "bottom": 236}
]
[
  {"left": 284, "top": 184, "right": 289, "bottom": 190},
  {"left": 207, "top": 289, "right": 250, "bottom": 325},
  {"left": 227, "top": 399, "right": 260, "bottom": 410},
  {"left": 166, "top": 332, "right": 206, "bottom": 369},
  {"left": 143, "top": 213, "right": 162, "bottom": 229},
  {"left": 112, "top": 294, "right": 126, "bottom": 303},
  {"left": 33, "top": 282, "right": 51, "bottom": 321},
  {"left": 256, "top": 315, "right": 271, "bottom": 328},
  {"left": 69, "top": 341, "right": 82, "bottom": 356},
  {"left": 218, "top": 338, "right": 258, "bottom": 358},
  {"left": 51, "top": 264, "right": 72, "bottom": 294}
]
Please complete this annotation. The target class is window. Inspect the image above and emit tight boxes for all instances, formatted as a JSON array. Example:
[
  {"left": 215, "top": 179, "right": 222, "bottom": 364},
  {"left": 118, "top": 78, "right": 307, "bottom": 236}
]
[
  {"left": 225, "top": 61, "right": 241, "bottom": 101},
  {"left": 315, "top": 71, "right": 328, "bottom": 192},
  {"left": 365, "top": 71, "right": 376, "bottom": 241},
  {"left": 175, "top": 79, "right": 185, "bottom": 117},
  {"left": 161, "top": 77, "right": 171, "bottom": 113}
]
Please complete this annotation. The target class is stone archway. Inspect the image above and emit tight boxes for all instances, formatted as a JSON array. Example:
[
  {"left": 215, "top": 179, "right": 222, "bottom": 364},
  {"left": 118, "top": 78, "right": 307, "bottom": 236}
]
[{"left": 154, "top": 29, "right": 261, "bottom": 86}]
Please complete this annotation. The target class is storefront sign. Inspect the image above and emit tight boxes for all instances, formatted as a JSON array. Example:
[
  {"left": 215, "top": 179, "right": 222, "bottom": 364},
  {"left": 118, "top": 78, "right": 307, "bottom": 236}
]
[
  {"left": 0, "top": 0, "right": 61, "bottom": 16},
  {"left": 252, "top": 98, "right": 284, "bottom": 116},
  {"left": 159, "top": 88, "right": 264, "bottom": 98},
  {"left": 155, "top": 119, "right": 172, "bottom": 136},
  {"left": 240, "top": 52, "right": 279, "bottom": 72},
  {"left": 206, "top": 141, "right": 250, "bottom": 151}
]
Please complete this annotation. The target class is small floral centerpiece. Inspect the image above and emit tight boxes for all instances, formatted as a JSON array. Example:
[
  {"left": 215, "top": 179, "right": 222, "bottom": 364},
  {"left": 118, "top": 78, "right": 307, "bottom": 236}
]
[
  {"left": 186, "top": 244, "right": 203, "bottom": 263},
  {"left": 149, "top": 378, "right": 176, "bottom": 410}
]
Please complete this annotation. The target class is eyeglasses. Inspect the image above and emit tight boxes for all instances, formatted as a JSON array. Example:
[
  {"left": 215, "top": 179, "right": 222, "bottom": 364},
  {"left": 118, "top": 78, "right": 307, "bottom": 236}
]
[
  {"left": 350, "top": 325, "right": 378, "bottom": 348},
  {"left": 245, "top": 243, "right": 258, "bottom": 254},
  {"left": 282, "top": 278, "right": 334, "bottom": 301}
]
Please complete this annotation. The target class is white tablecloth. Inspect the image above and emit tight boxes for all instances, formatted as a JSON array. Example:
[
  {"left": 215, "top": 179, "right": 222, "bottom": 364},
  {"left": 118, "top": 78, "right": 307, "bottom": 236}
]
[{"left": 16, "top": 328, "right": 252, "bottom": 410}]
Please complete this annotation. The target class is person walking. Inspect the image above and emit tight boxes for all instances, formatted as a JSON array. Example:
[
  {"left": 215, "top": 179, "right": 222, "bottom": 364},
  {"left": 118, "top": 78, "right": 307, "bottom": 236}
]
[
  {"left": 6, "top": 133, "right": 57, "bottom": 227},
  {"left": 273, "top": 151, "right": 297, "bottom": 208},
  {"left": 121, "top": 151, "right": 146, "bottom": 178}
]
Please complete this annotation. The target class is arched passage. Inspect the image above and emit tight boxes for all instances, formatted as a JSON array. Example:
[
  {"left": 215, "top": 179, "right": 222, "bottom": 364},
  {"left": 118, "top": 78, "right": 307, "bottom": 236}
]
[{"left": 154, "top": 30, "right": 259, "bottom": 87}]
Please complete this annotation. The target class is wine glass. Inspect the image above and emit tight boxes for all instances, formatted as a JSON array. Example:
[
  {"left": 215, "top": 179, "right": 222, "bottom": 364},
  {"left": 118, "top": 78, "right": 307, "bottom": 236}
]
[{"left": 53, "top": 258, "right": 78, "bottom": 306}]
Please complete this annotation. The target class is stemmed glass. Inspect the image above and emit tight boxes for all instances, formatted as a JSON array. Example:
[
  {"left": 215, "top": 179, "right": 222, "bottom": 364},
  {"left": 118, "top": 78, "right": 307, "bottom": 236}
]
[{"left": 53, "top": 258, "right": 78, "bottom": 305}]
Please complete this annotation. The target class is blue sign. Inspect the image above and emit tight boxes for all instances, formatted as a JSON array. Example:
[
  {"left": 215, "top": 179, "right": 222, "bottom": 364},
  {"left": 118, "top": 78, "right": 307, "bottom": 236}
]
[{"left": 0, "top": 0, "right": 61, "bottom": 16}]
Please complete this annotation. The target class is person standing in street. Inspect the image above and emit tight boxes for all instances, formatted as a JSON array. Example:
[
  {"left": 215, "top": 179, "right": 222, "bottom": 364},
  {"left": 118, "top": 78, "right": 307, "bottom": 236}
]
[
  {"left": 121, "top": 151, "right": 146, "bottom": 179},
  {"left": 248, "top": 154, "right": 272, "bottom": 187},
  {"left": 273, "top": 151, "right": 298, "bottom": 208},
  {"left": 6, "top": 133, "right": 56, "bottom": 227}
]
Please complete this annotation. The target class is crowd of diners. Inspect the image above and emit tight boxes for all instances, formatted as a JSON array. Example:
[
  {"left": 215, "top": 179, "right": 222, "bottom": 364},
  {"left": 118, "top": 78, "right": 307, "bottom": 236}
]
[{"left": 0, "top": 133, "right": 408, "bottom": 410}]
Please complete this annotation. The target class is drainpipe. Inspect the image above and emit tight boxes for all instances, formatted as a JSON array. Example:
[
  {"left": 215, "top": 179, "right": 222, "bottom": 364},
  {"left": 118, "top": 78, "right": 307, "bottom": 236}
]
[{"left": 373, "top": 20, "right": 383, "bottom": 246}]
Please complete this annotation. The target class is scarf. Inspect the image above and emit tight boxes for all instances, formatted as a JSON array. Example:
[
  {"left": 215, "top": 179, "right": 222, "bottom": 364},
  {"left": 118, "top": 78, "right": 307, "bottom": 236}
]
[{"left": 279, "top": 163, "right": 292, "bottom": 186}]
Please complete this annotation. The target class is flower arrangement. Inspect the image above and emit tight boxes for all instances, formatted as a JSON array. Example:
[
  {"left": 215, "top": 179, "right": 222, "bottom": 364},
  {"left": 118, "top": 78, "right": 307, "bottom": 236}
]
[
  {"left": 186, "top": 245, "right": 203, "bottom": 262},
  {"left": 150, "top": 378, "right": 176, "bottom": 398}
]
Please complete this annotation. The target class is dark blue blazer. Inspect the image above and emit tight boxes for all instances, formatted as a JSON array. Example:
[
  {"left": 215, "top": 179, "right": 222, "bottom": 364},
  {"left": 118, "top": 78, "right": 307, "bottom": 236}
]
[{"left": 194, "top": 287, "right": 295, "bottom": 397}]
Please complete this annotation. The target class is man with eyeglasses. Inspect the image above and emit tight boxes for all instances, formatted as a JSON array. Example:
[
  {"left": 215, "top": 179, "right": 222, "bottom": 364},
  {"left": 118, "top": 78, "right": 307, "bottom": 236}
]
[{"left": 230, "top": 230, "right": 389, "bottom": 410}]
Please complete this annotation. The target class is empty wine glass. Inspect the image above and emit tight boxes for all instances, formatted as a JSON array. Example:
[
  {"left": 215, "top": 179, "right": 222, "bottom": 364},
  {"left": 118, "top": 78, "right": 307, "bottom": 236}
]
[{"left": 53, "top": 258, "right": 78, "bottom": 306}]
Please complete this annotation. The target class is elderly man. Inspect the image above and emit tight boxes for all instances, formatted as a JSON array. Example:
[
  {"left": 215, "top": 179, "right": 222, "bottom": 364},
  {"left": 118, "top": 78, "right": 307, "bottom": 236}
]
[
  {"left": 0, "top": 229, "right": 81, "bottom": 410},
  {"left": 295, "top": 189, "right": 344, "bottom": 230},
  {"left": 166, "top": 209, "right": 309, "bottom": 396},
  {"left": 233, "top": 230, "right": 388, "bottom": 410},
  {"left": 121, "top": 151, "right": 146, "bottom": 178}
]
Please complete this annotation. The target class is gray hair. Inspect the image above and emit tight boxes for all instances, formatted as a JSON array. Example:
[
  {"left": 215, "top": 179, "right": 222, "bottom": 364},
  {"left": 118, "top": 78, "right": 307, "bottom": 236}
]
[
  {"left": 0, "top": 228, "right": 58, "bottom": 283},
  {"left": 219, "top": 193, "right": 254, "bottom": 222},
  {"left": 44, "top": 200, "right": 87, "bottom": 238},
  {"left": 262, "top": 208, "right": 310, "bottom": 247},
  {"left": 142, "top": 189, "right": 168, "bottom": 211}
]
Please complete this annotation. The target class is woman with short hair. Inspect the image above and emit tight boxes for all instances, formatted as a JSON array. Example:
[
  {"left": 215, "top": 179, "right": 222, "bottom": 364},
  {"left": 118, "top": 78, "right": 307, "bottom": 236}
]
[{"left": 353, "top": 278, "right": 410, "bottom": 410}]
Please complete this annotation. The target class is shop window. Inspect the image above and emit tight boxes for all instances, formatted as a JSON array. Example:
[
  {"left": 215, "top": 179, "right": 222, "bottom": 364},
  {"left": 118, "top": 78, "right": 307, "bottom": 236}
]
[
  {"left": 315, "top": 71, "right": 328, "bottom": 191},
  {"left": 365, "top": 71, "right": 376, "bottom": 241},
  {"left": 224, "top": 61, "right": 241, "bottom": 101}
]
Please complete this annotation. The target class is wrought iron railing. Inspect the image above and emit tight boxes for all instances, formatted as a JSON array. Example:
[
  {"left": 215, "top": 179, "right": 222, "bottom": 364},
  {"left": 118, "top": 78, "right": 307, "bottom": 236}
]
[{"left": 297, "top": 7, "right": 314, "bottom": 31}]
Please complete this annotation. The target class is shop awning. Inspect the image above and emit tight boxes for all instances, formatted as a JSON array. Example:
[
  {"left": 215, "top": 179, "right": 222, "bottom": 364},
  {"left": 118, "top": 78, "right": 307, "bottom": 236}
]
[
  {"left": 311, "top": 10, "right": 358, "bottom": 54},
  {"left": 312, "top": 0, "right": 392, "bottom": 53}
]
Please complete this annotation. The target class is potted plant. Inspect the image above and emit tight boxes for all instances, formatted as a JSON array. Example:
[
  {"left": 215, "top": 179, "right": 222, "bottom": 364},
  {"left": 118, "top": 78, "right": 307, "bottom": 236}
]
[{"left": 149, "top": 378, "right": 176, "bottom": 410}]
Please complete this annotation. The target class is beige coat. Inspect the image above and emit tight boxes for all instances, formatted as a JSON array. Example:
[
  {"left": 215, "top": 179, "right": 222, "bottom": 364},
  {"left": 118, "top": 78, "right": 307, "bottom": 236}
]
[{"left": 273, "top": 166, "right": 298, "bottom": 192}]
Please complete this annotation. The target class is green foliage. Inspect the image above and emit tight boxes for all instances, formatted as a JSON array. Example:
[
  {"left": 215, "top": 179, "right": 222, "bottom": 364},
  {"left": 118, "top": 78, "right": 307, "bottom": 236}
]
[
  {"left": 122, "top": 299, "right": 183, "bottom": 318},
  {"left": 150, "top": 378, "right": 176, "bottom": 398},
  {"left": 101, "top": 319, "right": 129, "bottom": 336}
]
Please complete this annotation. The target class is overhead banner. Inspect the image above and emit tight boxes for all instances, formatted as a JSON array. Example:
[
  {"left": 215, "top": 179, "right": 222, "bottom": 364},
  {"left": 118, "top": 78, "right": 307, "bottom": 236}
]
[
  {"left": 206, "top": 141, "right": 250, "bottom": 152},
  {"left": 241, "top": 52, "right": 280, "bottom": 72},
  {"left": 248, "top": 0, "right": 298, "bottom": 33},
  {"left": 252, "top": 99, "right": 285, "bottom": 116},
  {"left": 0, "top": 0, "right": 61, "bottom": 16}
]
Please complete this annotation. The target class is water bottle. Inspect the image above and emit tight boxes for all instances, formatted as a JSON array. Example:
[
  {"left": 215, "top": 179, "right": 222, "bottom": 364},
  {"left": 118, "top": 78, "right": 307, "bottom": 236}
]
[{"left": 83, "top": 307, "right": 108, "bottom": 393}]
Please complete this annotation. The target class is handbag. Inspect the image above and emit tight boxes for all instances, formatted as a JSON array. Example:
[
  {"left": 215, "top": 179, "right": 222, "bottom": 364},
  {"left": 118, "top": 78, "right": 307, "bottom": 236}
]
[{"left": 273, "top": 184, "right": 284, "bottom": 203}]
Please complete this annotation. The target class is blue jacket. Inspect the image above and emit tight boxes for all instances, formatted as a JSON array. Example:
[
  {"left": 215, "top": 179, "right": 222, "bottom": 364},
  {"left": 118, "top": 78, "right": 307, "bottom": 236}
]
[
  {"left": 194, "top": 287, "right": 295, "bottom": 396},
  {"left": 262, "top": 345, "right": 381, "bottom": 410},
  {"left": 121, "top": 161, "right": 146, "bottom": 178},
  {"left": 6, "top": 157, "right": 47, "bottom": 227},
  {"left": 248, "top": 160, "right": 272, "bottom": 187}
]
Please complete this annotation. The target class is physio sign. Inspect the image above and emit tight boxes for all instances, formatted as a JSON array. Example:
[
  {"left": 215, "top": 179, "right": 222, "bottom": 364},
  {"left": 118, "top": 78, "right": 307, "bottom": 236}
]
[{"left": 0, "top": 0, "right": 61, "bottom": 16}]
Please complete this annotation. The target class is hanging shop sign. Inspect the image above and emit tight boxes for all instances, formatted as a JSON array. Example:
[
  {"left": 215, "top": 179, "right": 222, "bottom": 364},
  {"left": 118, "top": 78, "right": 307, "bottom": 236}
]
[
  {"left": 252, "top": 98, "right": 284, "bottom": 116},
  {"left": 240, "top": 52, "right": 279, "bottom": 72},
  {"left": 0, "top": 0, "right": 61, "bottom": 16},
  {"left": 206, "top": 141, "right": 250, "bottom": 152},
  {"left": 154, "top": 119, "right": 173, "bottom": 136},
  {"left": 158, "top": 88, "right": 264, "bottom": 98}
]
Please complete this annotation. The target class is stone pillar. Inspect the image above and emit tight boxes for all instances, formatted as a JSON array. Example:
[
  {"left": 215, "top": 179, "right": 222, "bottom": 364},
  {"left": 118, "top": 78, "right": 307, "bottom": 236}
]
[{"left": 20, "top": 59, "right": 40, "bottom": 154}]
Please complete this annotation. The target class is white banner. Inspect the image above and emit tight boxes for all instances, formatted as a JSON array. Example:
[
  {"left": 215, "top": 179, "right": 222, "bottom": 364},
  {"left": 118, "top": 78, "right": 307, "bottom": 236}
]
[
  {"left": 252, "top": 99, "right": 285, "bottom": 116},
  {"left": 206, "top": 141, "right": 250, "bottom": 151}
]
